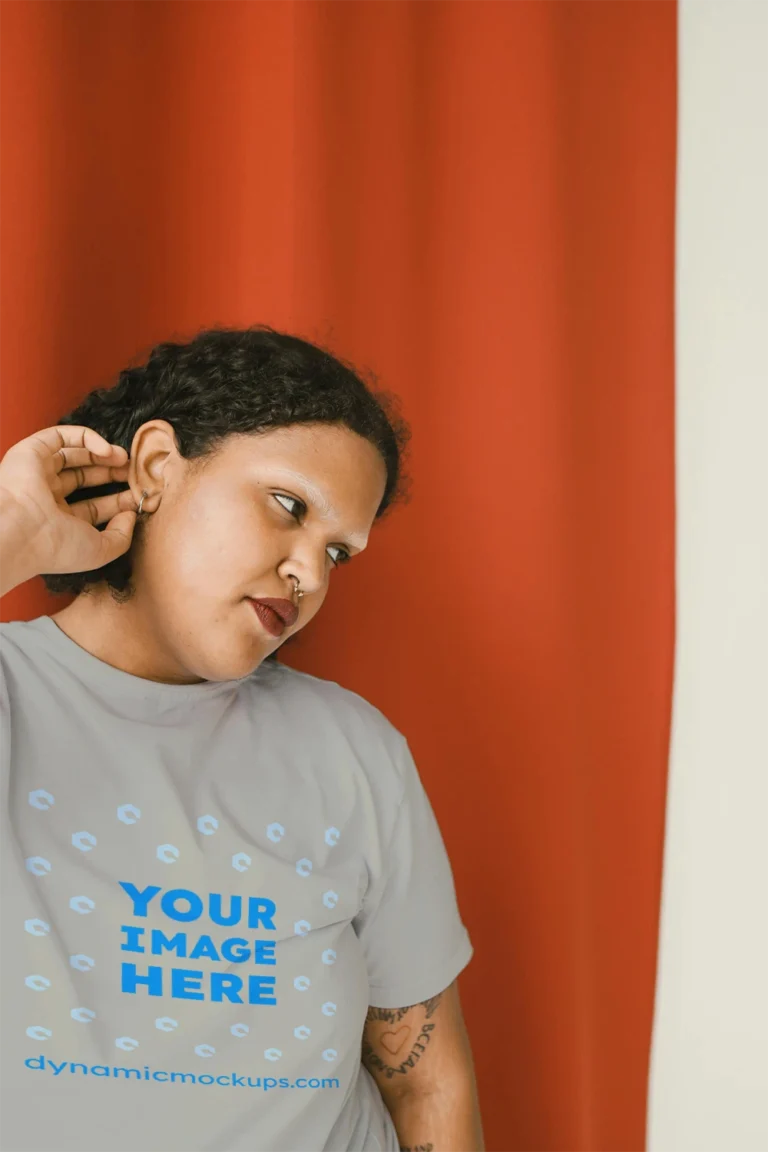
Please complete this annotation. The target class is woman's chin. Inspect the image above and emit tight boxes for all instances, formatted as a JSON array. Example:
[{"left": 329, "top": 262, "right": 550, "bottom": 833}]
[{"left": 176, "top": 632, "right": 274, "bottom": 684}]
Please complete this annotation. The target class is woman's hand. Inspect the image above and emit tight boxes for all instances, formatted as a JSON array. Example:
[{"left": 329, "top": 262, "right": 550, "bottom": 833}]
[{"left": 0, "top": 425, "right": 139, "bottom": 595}]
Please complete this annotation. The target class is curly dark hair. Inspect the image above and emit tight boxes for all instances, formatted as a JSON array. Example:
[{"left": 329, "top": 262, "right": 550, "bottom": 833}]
[{"left": 43, "top": 326, "right": 410, "bottom": 599}]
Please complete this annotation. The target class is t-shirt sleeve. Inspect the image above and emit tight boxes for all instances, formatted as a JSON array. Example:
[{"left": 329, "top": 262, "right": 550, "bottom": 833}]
[{"left": 353, "top": 735, "right": 473, "bottom": 1008}]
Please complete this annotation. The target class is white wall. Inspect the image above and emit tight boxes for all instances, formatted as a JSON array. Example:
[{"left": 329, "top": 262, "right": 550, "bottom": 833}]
[{"left": 647, "top": 3, "right": 768, "bottom": 1150}]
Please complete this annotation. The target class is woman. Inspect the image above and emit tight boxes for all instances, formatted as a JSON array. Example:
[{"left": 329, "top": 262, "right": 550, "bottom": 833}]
[{"left": 0, "top": 328, "right": 483, "bottom": 1152}]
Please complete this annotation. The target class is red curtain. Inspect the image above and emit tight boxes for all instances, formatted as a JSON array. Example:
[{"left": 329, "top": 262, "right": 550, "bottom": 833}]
[{"left": 0, "top": 3, "right": 677, "bottom": 1148}]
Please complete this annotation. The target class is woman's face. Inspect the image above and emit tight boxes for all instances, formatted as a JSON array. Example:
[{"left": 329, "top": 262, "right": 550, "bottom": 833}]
[{"left": 128, "top": 422, "right": 387, "bottom": 682}]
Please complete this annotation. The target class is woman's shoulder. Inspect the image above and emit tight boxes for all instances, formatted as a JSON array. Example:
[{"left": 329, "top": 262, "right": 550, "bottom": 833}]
[
  {"left": 252, "top": 660, "right": 409, "bottom": 771},
  {"left": 0, "top": 619, "right": 38, "bottom": 678}
]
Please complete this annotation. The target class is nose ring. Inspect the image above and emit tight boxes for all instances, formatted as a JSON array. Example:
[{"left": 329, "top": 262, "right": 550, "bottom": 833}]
[{"left": 292, "top": 576, "right": 304, "bottom": 601}]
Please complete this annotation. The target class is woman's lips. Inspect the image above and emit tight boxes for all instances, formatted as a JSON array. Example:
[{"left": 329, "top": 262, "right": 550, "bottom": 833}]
[
  {"left": 248, "top": 598, "right": 299, "bottom": 638},
  {"left": 249, "top": 601, "right": 285, "bottom": 637}
]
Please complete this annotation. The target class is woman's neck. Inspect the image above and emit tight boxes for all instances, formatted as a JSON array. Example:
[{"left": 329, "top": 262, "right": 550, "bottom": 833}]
[{"left": 50, "top": 591, "right": 206, "bottom": 685}]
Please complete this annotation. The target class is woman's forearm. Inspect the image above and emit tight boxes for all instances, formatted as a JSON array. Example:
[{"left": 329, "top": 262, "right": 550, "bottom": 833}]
[
  {"left": 0, "top": 489, "right": 39, "bottom": 595},
  {"left": 384, "top": 1080, "right": 485, "bottom": 1152},
  {"left": 363, "top": 981, "right": 484, "bottom": 1152}
]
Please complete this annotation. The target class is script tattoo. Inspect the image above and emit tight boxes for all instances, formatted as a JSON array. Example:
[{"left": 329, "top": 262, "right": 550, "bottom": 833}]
[{"left": 362, "top": 991, "right": 444, "bottom": 1080}]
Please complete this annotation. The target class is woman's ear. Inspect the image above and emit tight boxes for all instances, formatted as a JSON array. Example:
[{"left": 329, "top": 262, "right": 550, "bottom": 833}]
[{"left": 129, "top": 420, "right": 181, "bottom": 513}]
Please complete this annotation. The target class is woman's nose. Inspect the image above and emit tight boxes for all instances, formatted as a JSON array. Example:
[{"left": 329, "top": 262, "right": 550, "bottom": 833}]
[{"left": 278, "top": 554, "right": 326, "bottom": 597}]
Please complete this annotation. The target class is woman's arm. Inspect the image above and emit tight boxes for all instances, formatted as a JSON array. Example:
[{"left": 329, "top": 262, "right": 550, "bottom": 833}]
[
  {"left": 0, "top": 487, "right": 38, "bottom": 595},
  {"left": 361, "top": 979, "right": 484, "bottom": 1151}
]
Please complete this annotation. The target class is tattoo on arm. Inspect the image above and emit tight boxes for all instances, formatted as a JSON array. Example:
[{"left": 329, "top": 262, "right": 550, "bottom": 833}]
[{"left": 362, "top": 991, "right": 445, "bottom": 1080}]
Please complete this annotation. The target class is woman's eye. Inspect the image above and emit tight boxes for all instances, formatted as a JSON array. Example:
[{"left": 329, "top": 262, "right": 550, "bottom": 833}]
[
  {"left": 274, "top": 493, "right": 305, "bottom": 521},
  {"left": 273, "top": 494, "right": 349, "bottom": 567}
]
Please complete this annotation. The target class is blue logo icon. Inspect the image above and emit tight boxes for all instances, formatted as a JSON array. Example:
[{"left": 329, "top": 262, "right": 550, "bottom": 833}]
[
  {"left": 321, "top": 1001, "right": 337, "bottom": 1017},
  {"left": 155, "top": 1017, "right": 178, "bottom": 1032},
  {"left": 324, "top": 826, "right": 340, "bottom": 847},
  {"left": 157, "top": 844, "right": 180, "bottom": 864},
  {"left": 25, "top": 975, "right": 51, "bottom": 992},
  {"left": 115, "top": 1037, "right": 138, "bottom": 1052},
  {"left": 322, "top": 890, "right": 339, "bottom": 909},
  {"left": 28, "top": 789, "right": 54, "bottom": 811},
  {"left": 294, "top": 920, "right": 311, "bottom": 937},
  {"left": 25, "top": 857, "right": 51, "bottom": 877},
  {"left": 24, "top": 918, "right": 50, "bottom": 937},
  {"left": 294, "top": 1025, "right": 311, "bottom": 1040},
  {"left": 232, "top": 852, "right": 251, "bottom": 873},
  {"left": 71, "top": 831, "right": 97, "bottom": 853},
  {"left": 293, "top": 975, "right": 311, "bottom": 991},
  {"left": 266, "top": 822, "right": 285, "bottom": 843},
  {"left": 117, "top": 804, "right": 141, "bottom": 825},
  {"left": 197, "top": 815, "right": 218, "bottom": 836},
  {"left": 322, "top": 1048, "right": 337, "bottom": 1062},
  {"left": 321, "top": 949, "right": 337, "bottom": 965},
  {"left": 69, "top": 895, "right": 95, "bottom": 915},
  {"left": 69, "top": 954, "right": 95, "bottom": 973},
  {"left": 71, "top": 1008, "right": 96, "bottom": 1023},
  {"left": 264, "top": 1048, "right": 282, "bottom": 1062},
  {"left": 295, "top": 858, "right": 313, "bottom": 877},
  {"left": 26, "top": 1026, "right": 52, "bottom": 1041},
  {"left": 195, "top": 1044, "right": 215, "bottom": 1058},
  {"left": 230, "top": 1023, "right": 249, "bottom": 1038}
]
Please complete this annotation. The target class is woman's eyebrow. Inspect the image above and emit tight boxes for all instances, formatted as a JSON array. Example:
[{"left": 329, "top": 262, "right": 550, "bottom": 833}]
[{"left": 267, "top": 468, "right": 369, "bottom": 550}]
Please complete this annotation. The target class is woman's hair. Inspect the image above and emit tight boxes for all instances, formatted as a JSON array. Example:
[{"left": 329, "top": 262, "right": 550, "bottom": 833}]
[{"left": 43, "top": 326, "right": 410, "bottom": 599}]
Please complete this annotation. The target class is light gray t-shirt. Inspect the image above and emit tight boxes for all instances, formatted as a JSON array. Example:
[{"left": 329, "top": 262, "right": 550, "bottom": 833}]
[{"left": 0, "top": 617, "right": 472, "bottom": 1152}]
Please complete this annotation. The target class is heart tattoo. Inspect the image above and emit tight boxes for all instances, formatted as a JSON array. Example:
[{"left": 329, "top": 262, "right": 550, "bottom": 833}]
[{"left": 380, "top": 1025, "right": 410, "bottom": 1054}]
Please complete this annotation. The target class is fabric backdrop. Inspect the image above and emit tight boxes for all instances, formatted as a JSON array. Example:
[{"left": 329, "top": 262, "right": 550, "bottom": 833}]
[{"left": 1, "top": 3, "right": 679, "bottom": 1149}]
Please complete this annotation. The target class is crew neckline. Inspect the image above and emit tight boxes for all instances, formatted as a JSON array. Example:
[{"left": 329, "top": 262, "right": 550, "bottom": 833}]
[{"left": 18, "top": 615, "right": 255, "bottom": 704}]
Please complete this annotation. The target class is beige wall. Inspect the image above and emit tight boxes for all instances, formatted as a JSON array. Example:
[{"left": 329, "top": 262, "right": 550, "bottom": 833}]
[{"left": 648, "top": 3, "right": 768, "bottom": 1150}]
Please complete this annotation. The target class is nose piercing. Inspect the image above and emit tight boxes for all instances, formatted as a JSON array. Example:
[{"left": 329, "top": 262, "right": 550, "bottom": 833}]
[{"left": 292, "top": 576, "right": 304, "bottom": 601}]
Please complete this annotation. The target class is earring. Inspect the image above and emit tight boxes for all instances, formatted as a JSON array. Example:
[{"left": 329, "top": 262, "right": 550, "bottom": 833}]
[{"left": 137, "top": 490, "right": 149, "bottom": 515}]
